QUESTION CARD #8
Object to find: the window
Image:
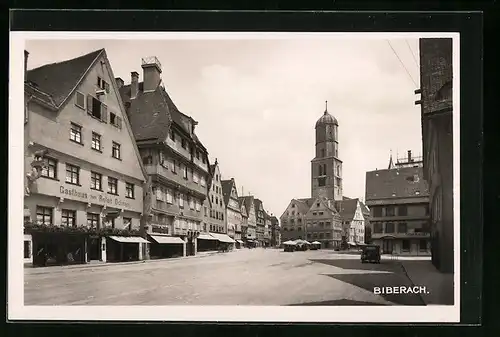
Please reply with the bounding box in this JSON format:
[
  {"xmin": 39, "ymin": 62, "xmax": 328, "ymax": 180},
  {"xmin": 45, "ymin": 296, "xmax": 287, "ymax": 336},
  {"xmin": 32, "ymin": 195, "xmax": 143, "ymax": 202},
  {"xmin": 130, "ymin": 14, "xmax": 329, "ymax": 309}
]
[
  {"xmin": 196, "ymin": 151, "xmax": 200, "ymax": 160},
  {"xmin": 424, "ymin": 204, "xmax": 430, "ymax": 215},
  {"xmin": 65, "ymin": 164, "xmax": 80, "ymax": 185},
  {"xmin": 123, "ymin": 217, "xmax": 132, "ymax": 230},
  {"xmin": 179, "ymin": 194, "xmax": 184, "ymax": 208},
  {"xmin": 126, "ymin": 182, "xmax": 134, "ymax": 199},
  {"xmin": 419, "ymin": 239, "xmax": 427, "ymax": 251},
  {"xmin": 402, "ymin": 240, "xmax": 410, "ymax": 252},
  {"xmin": 112, "ymin": 142, "xmax": 121, "ymax": 159},
  {"xmin": 36, "ymin": 206, "xmax": 53, "ymax": 225},
  {"xmin": 193, "ymin": 171, "xmax": 199, "ymax": 184},
  {"xmin": 319, "ymin": 211, "xmax": 324, "ymax": 216},
  {"xmin": 319, "ymin": 221, "xmax": 324, "ymax": 228},
  {"xmin": 181, "ymin": 139, "xmax": 186, "ymax": 149},
  {"xmin": 166, "ymin": 189, "xmax": 173, "ymax": 204},
  {"xmin": 70, "ymin": 123, "xmax": 82, "ymax": 144},
  {"xmin": 202, "ymin": 156, "xmax": 206, "ymax": 164},
  {"xmin": 143, "ymin": 155, "xmax": 152, "ymax": 165},
  {"xmin": 91, "ymin": 132, "xmax": 102, "ymax": 151},
  {"xmin": 325, "ymin": 221, "xmax": 331, "ymax": 228},
  {"xmin": 87, "ymin": 213, "xmax": 99, "ymax": 228},
  {"xmin": 109, "ymin": 112, "xmax": 122, "ymax": 128},
  {"xmin": 189, "ymin": 198, "xmax": 195, "ymax": 210},
  {"xmin": 182, "ymin": 165, "xmax": 188, "ymax": 179},
  {"xmin": 397, "ymin": 222, "xmax": 407, "ymax": 233},
  {"xmin": 318, "ymin": 177, "xmax": 326, "ymax": 186},
  {"xmin": 41, "ymin": 157, "xmax": 57, "ymax": 179},
  {"xmin": 170, "ymin": 131, "xmax": 175, "ymax": 141},
  {"xmin": 201, "ymin": 176, "xmax": 206, "ymax": 187},
  {"xmin": 90, "ymin": 172, "xmax": 102, "ymax": 191},
  {"xmin": 321, "ymin": 148, "xmax": 325, "ymax": 157},
  {"xmin": 61, "ymin": 209, "xmax": 76, "ymax": 227},
  {"xmin": 196, "ymin": 200, "xmax": 201, "ymax": 211},
  {"xmin": 373, "ymin": 222, "xmax": 383, "ymax": 233},
  {"xmin": 24, "ymin": 241, "xmax": 31, "ymax": 259},
  {"xmin": 398, "ymin": 205, "xmax": 408, "ymax": 216},
  {"xmin": 385, "ymin": 222, "xmax": 395, "ymax": 233},
  {"xmin": 385, "ymin": 206, "xmax": 395, "ymax": 216},
  {"xmin": 318, "ymin": 165, "xmax": 323, "ymax": 176},
  {"xmin": 87, "ymin": 95, "xmax": 108, "ymax": 122},
  {"xmin": 373, "ymin": 207, "xmax": 382, "ymax": 217},
  {"xmin": 108, "ymin": 177, "xmax": 118, "ymax": 195},
  {"xmin": 312, "ymin": 212, "xmax": 317, "ymax": 216},
  {"xmin": 75, "ymin": 91, "xmax": 85, "ymax": 109}
]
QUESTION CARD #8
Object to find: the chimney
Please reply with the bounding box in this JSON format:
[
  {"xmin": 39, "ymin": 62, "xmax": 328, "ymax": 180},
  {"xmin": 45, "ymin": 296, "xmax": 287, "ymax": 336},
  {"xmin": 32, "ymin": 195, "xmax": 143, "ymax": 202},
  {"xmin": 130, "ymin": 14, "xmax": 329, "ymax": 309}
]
[
  {"xmin": 24, "ymin": 50, "xmax": 29, "ymax": 82},
  {"xmin": 408, "ymin": 150, "xmax": 412, "ymax": 162},
  {"xmin": 115, "ymin": 77, "xmax": 124, "ymax": 89},
  {"xmin": 131, "ymin": 71, "xmax": 139, "ymax": 99},
  {"xmin": 141, "ymin": 56, "xmax": 162, "ymax": 92}
]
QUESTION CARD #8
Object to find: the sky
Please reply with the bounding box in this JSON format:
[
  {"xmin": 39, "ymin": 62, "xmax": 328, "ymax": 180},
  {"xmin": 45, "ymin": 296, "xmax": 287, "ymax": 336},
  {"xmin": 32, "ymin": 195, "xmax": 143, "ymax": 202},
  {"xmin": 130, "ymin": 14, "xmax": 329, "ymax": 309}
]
[{"xmin": 25, "ymin": 36, "xmax": 423, "ymax": 218}]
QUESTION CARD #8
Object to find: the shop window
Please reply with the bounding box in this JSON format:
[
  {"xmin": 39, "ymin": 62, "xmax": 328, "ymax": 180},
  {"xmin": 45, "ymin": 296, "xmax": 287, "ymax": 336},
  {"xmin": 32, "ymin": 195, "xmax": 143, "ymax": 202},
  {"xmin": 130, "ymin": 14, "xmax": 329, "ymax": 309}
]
[
  {"xmin": 70, "ymin": 123, "xmax": 82, "ymax": 144},
  {"xmin": 108, "ymin": 177, "xmax": 118, "ymax": 195},
  {"xmin": 91, "ymin": 171, "xmax": 102, "ymax": 191},
  {"xmin": 24, "ymin": 241, "xmax": 31, "ymax": 259},
  {"xmin": 36, "ymin": 206, "xmax": 53, "ymax": 226},
  {"xmin": 87, "ymin": 212, "xmax": 99, "ymax": 228},
  {"xmin": 402, "ymin": 240, "xmax": 410, "ymax": 252},
  {"xmin": 419, "ymin": 239, "xmax": 427, "ymax": 251},
  {"xmin": 91, "ymin": 132, "xmax": 102, "ymax": 151},
  {"xmin": 126, "ymin": 182, "xmax": 135, "ymax": 199},
  {"xmin": 65, "ymin": 164, "xmax": 80, "ymax": 185},
  {"xmin": 397, "ymin": 222, "xmax": 407, "ymax": 233},
  {"xmin": 41, "ymin": 157, "xmax": 58, "ymax": 179},
  {"xmin": 61, "ymin": 209, "xmax": 76, "ymax": 227},
  {"xmin": 112, "ymin": 142, "xmax": 121, "ymax": 159},
  {"xmin": 385, "ymin": 222, "xmax": 395, "ymax": 233}
]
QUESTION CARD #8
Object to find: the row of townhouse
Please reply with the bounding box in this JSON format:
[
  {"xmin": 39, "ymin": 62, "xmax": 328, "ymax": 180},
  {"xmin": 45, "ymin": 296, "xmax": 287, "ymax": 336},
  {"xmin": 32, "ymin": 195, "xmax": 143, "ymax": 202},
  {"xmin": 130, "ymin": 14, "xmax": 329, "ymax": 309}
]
[{"xmin": 22, "ymin": 49, "xmax": 276, "ymax": 267}]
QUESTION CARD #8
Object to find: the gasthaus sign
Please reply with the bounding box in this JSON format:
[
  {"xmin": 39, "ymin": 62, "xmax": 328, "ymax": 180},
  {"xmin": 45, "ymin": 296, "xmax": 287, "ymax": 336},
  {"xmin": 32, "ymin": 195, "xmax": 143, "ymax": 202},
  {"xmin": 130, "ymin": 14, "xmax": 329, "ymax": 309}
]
[{"xmin": 59, "ymin": 186, "xmax": 133, "ymax": 209}]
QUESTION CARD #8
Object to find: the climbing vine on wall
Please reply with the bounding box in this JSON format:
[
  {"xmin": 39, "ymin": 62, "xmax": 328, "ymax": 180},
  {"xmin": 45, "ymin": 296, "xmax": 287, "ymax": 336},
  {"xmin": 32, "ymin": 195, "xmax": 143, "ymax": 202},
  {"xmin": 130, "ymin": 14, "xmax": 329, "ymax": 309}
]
[{"xmin": 24, "ymin": 222, "xmax": 142, "ymax": 237}]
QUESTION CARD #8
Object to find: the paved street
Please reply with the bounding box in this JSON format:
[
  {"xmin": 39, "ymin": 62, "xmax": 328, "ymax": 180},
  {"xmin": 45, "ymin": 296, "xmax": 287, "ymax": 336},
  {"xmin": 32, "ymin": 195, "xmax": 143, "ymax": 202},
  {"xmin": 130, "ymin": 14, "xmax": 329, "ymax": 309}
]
[{"xmin": 25, "ymin": 248, "xmax": 428, "ymax": 306}]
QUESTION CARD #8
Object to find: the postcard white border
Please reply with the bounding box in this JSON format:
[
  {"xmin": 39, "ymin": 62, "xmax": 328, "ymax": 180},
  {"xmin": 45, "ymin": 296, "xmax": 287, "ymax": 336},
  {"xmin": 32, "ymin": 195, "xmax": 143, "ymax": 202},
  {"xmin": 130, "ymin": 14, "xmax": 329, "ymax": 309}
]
[{"xmin": 9, "ymin": 31, "xmax": 460, "ymax": 323}]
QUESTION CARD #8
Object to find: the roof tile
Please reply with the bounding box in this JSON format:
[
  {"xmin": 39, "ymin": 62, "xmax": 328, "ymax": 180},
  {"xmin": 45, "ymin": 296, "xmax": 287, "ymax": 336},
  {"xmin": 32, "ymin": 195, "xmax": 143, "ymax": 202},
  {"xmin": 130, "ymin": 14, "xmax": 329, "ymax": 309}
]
[{"xmin": 365, "ymin": 166, "xmax": 429, "ymax": 200}]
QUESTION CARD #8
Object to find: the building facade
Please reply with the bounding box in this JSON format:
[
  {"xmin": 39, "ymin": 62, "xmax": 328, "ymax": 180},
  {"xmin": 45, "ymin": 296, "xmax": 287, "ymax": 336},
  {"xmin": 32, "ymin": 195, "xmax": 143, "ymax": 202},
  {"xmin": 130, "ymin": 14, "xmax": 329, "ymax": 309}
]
[
  {"xmin": 239, "ymin": 198, "xmax": 249, "ymax": 244},
  {"xmin": 365, "ymin": 154, "xmax": 431, "ymax": 256},
  {"xmin": 254, "ymin": 199, "xmax": 266, "ymax": 246},
  {"xmin": 240, "ymin": 196, "xmax": 257, "ymax": 243},
  {"xmin": 270, "ymin": 216, "xmax": 280, "ymax": 247},
  {"xmin": 221, "ymin": 178, "xmax": 242, "ymax": 242},
  {"xmin": 24, "ymin": 49, "xmax": 149, "ymax": 267},
  {"xmin": 417, "ymin": 38, "xmax": 454, "ymax": 273},
  {"xmin": 337, "ymin": 197, "xmax": 368, "ymax": 247},
  {"xmin": 118, "ymin": 56, "xmax": 211, "ymax": 257}
]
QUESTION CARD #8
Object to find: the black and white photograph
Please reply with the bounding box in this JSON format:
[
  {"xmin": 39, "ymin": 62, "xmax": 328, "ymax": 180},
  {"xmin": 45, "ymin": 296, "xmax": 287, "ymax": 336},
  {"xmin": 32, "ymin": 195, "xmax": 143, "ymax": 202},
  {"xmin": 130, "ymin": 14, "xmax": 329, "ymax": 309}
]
[{"xmin": 9, "ymin": 31, "xmax": 460, "ymax": 323}]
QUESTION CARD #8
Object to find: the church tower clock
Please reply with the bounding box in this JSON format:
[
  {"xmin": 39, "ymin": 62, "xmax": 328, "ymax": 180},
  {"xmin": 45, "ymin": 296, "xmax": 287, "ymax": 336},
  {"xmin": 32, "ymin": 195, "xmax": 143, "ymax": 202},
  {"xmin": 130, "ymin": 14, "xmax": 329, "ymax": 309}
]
[{"xmin": 311, "ymin": 101, "xmax": 343, "ymax": 201}]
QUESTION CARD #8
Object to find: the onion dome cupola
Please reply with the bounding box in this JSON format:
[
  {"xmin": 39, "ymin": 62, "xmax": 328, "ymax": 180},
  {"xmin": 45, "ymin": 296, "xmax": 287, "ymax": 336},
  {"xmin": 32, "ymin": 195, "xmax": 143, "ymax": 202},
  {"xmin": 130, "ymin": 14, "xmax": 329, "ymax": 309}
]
[{"xmin": 315, "ymin": 100, "xmax": 338, "ymax": 128}]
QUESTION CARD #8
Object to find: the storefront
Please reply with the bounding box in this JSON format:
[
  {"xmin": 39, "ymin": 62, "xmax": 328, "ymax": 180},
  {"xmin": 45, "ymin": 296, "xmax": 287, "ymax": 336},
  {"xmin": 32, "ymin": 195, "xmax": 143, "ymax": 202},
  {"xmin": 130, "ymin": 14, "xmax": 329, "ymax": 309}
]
[
  {"xmin": 235, "ymin": 239, "xmax": 244, "ymax": 248},
  {"xmin": 29, "ymin": 229, "xmax": 87, "ymax": 267},
  {"xmin": 106, "ymin": 236, "xmax": 150, "ymax": 262},
  {"xmin": 372, "ymin": 234, "xmax": 431, "ymax": 255},
  {"xmin": 148, "ymin": 234, "xmax": 185, "ymax": 259},
  {"xmin": 210, "ymin": 233, "xmax": 236, "ymax": 250},
  {"xmin": 197, "ymin": 233, "xmax": 218, "ymax": 252}
]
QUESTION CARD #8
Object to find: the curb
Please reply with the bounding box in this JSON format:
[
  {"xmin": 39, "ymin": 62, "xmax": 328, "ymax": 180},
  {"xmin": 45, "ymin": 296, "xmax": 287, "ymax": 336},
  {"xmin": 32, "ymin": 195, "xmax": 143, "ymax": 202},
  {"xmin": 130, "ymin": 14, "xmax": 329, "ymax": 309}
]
[
  {"xmin": 399, "ymin": 262, "xmax": 428, "ymax": 306},
  {"xmin": 25, "ymin": 251, "xmax": 222, "ymax": 275}
]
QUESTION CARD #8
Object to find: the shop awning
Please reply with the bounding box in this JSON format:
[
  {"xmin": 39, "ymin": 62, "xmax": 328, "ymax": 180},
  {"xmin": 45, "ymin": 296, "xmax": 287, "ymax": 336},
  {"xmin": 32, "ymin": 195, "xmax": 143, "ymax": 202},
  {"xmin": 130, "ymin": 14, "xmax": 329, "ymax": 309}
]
[
  {"xmin": 150, "ymin": 235, "xmax": 185, "ymax": 244},
  {"xmin": 198, "ymin": 233, "xmax": 218, "ymax": 241},
  {"xmin": 210, "ymin": 233, "xmax": 236, "ymax": 243},
  {"xmin": 236, "ymin": 240, "xmax": 244, "ymax": 244},
  {"xmin": 348, "ymin": 242, "xmax": 357, "ymax": 246},
  {"xmin": 109, "ymin": 236, "xmax": 150, "ymax": 244}
]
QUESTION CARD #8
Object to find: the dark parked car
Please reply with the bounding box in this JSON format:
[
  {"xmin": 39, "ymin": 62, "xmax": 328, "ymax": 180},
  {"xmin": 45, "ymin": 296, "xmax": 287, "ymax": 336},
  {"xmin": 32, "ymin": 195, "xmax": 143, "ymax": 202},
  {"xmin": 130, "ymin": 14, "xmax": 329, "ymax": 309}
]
[{"xmin": 360, "ymin": 244, "xmax": 381, "ymax": 264}]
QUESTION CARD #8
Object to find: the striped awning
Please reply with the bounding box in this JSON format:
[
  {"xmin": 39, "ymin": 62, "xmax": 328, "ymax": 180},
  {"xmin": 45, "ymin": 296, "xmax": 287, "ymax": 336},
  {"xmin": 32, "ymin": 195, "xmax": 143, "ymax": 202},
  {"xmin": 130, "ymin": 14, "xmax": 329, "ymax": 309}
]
[
  {"xmin": 150, "ymin": 235, "xmax": 184, "ymax": 244},
  {"xmin": 198, "ymin": 233, "xmax": 217, "ymax": 241},
  {"xmin": 109, "ymin": 236, "xmax": 150, "ymax": 244}
]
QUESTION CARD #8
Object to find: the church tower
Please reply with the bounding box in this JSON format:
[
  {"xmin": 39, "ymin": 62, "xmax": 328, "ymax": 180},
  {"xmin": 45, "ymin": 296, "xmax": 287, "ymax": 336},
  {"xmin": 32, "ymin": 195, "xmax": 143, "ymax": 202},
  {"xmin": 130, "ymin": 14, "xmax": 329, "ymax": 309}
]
[{"xmin": 311, "ymin": 101, "xmax": 343, "ymax": 201}]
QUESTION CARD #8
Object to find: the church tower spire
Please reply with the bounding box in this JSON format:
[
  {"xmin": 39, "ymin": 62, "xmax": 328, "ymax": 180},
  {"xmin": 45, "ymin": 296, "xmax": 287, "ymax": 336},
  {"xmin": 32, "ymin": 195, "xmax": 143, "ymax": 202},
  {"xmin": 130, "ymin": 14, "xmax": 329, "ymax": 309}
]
[
  {"xmin": 311, "ymin": 101, "xmax": 343, "ymax": 201},
  {"xmin": 388, "ymin": 149, "xmax": 395, "ymax": 169}
]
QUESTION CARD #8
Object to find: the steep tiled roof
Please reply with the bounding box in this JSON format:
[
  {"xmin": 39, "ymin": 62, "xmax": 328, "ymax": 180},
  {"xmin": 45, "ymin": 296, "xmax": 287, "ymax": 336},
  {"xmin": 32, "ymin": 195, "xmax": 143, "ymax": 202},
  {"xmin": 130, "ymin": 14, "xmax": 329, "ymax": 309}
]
[
  {"xmin": 336, "ymin": 198, "xmax": 358, "ymax": 221},
  {"xmin": 26, "ymin": 49, "xmax": 103, "ymax": 109},
  {"xmin": 365, "ymin": 166, "xmax": 429, "ymax": 200},
  {"xmin": 293, "ymin": 198, "xmax": 314, "ymax": 215},
  {"xmin": 120, "ymin": 82, "xmax": 207, "ymax": 152},
  {"xmin": 239, "ymin": 196, "xmax": 254, "ymax": 215},
  {"xmin": 221, "ymin": 179, "xmax": 234, "ymax": 206}
]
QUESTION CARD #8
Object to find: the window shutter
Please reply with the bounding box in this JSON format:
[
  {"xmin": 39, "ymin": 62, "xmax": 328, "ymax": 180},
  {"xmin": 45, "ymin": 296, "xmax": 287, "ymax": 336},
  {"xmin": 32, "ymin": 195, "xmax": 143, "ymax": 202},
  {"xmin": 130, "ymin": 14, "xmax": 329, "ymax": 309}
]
[
  {"xmin": 105, "ymin": 82, "xmax": 110, "ymax": 93},
  {"xmin": 87, "ymin": 95, "xmax": 93, "ymax": 114},
  {"xmin": 101, "ymin": 104, "xmax": 108, "ymax": 123},
  {"xmin": 117, "ymin": 116, "xmax": 122, "ymax": 129}
]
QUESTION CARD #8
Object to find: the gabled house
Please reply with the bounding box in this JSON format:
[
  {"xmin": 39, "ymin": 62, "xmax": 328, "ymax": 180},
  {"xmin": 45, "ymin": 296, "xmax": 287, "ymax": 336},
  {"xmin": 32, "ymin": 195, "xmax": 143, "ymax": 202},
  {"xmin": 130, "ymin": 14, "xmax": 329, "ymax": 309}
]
[
  {"xmin": 118, "ymin": 56, "xmax": 211, "ymax": 257},
  {"xmin": 254, "ymin": 198, "xmax": 266, "ymax": 246},
  {"xmin": 239, "ymin": 198, "xmax": 249, "ymax": 242},
  {"xmin": 239, "ymin": 196, "xmax": 257, "ymax": 242},
  {"xmin": 279, "ymin": 198, "xmax": 311, "ymax": 242},
  {"xmin": 23, "ymin": 48, "xmax": 150, "ymax": 266},
  {"xmin": 221, "ymin": 178, "xmax": 242, "ymax": 241},
  {"xmin": 335, "ymin": 197, "xmax": 367, "ymax": 247},
  {"xmin": 304, "ymin": 197, "xmax": 343, "ymax": 248}
]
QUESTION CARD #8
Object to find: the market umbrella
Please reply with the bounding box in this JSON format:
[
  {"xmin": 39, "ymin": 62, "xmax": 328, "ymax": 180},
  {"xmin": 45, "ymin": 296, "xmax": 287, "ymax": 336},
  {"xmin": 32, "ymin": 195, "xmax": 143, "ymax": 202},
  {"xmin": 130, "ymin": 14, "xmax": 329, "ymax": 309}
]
[
  {"xmin": 283, "ymin": 240, "xmax": 297, "ymax": 245},
  {"xmin": 312, "ymin": 241, "xmax": 321, "ymax": 245}
]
